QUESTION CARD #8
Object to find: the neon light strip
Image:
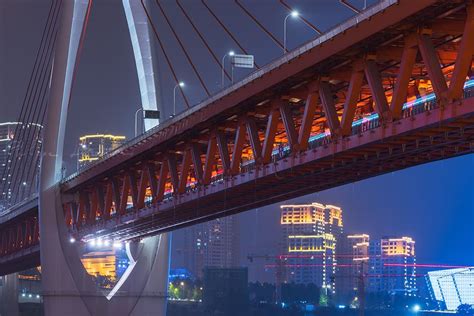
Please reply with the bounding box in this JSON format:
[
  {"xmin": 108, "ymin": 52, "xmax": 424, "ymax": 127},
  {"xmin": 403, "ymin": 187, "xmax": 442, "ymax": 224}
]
[
  {"xmin": 384, "ymin": 263, "xmax": 473, "ymax": 269},
  {"xmin": 79, "ymin": 134, "xmax": 126, "ymax": 141},
  {"xmin": 0, "ymin": 122, "xmax": 43, "ymax": 127},
  {"xmin": 464, "ymin": 79, "xmax": 474, "ymax": 88},
  {"xmin": 402, "ymin": 94, "xmax": 436, "ymax": 110}
]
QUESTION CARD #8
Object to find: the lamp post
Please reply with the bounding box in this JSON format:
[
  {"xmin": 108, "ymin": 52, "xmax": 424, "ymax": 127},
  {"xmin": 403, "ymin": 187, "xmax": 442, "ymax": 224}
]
[
  {"xmin": 134, "ymin": 108, "xmax": 144, "ymax": 137},
  {"xmin": 221, "ymin": 50, "xmax": 235, "ymax": 88},
  {"xmin": 173, "ymin": 81, "xmax": 185, "ymax": 117},
  {"xmin": 283, "ymin": 11, "xmax": 299, "ymax": 53}
]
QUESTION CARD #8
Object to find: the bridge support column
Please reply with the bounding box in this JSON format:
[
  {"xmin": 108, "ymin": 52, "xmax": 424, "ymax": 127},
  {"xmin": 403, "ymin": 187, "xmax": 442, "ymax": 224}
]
[
  {"xmin": 39, "ymin": 1, "xmax": 170, "ymax": 315},
  {"xmin": 122, "ymin": 0, "xmax": 162, "ymax": 128},
  {"xmin": 0, "ymin": 274, "xmax": 19, "ymax": 316}
]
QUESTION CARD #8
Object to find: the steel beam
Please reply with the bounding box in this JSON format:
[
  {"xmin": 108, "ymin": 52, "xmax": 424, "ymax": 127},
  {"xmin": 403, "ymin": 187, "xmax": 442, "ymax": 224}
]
[
  {"xmin": 365, "ymin": 59, "xmax": 390, "ymax": 120},
  {"xmin": 203, "ymin": 136, "xmax": 217, "ymax": 185},
  {"xmin": 279, "ymin": 102, "xmax": 298, "ymax": 150},
  {"xmin": 448, "ymin": 3, "xmax": 474, "ymax": 100},
  {"xmin": 418, "ymin": 33, "xmax": 448, "ymax": 99},
  {"xmin": 216, "ymin": 131, "xmax": 231, "ymax": 173},
  {"xmin": 391, "ymin": 34, "xmax": 418, "ymax": 119},
  {"xmin": 299, "ymin": 92, "xmax": 319, "ymax": 150},
  {"xmin": 190, "ymin": 143, "xmax": 204, "ymax": 184},
  {"xmin": 246, "ymin": 117, "xmax": 262, "ymax": 162},
  {"xmin": 319, "ymin": 81, "xmax": 341, "ymax": 135},
  {"xmin": 341, "ymin": 70, "xmax": 364, "ymax": 136},
  {"xmin": 262, "ymin": 105, "xmax": 280, "ymax": 164},
  {"xmin": 157, "ymin": 161, "xmax": 169, "ymax": 201},
  {"xmin": 231, "ymin": 121, "xmax": 246, "ymax": 175},
  {"xmin": 167, "ymin": 154, "xmax": 179, "ymax": 193},
  {"xmin": 178, "ymin": 149, "xmax": 192, "ymax": 194}
]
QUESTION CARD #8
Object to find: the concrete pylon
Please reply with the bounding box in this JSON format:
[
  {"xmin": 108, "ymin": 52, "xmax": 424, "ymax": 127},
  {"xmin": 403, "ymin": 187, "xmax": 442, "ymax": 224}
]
[
  {"xmin": 0, "ymin": 274, "xmax": 19, "ymax": 316},
  {"xmin": 122, "ymin": 0, "xmax": 162, "ymax": 129},
  {"xmin": 39, "ymin": 1, "xmax": 170, "ymax": 315}
]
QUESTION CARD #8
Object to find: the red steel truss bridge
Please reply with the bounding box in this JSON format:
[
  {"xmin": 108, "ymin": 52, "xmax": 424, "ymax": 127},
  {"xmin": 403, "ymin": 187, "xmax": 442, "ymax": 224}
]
[{"xmin": 1, "ymin": 0, "xmax": 474, "ymax": 276}]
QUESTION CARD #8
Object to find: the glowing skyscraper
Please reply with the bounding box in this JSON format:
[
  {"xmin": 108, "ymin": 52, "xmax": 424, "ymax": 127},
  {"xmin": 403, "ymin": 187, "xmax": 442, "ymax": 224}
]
[
  {"xmin": 280, "ymin": 203, "xmax": 343, "ymax": 294},
  {"xmin": 77, "ymin": 134, "xmax": 126, "ymax": 169},
  {"xmin": 368, "ymin": 237, "xmax": 417, "ymax": 295},
  {"xmin": 336, "ymin": 234, "xmax": 370, "ymax": 305}
]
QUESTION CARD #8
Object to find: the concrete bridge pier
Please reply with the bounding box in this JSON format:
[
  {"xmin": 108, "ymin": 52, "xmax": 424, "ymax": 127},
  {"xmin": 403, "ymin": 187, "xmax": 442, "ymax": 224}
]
[
  {"xmin": 39, "ymin": 1, "xmax": 170, "ymax": 315},
  {"xmin": 0, "ymin": 274, "xmax": 20, "ymax": 316}
]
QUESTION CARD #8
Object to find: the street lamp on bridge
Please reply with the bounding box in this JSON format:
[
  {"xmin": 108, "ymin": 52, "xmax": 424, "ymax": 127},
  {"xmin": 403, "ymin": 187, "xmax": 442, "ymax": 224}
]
[
  {"xmin": 283, "ymin": 10, "xmax": 300, "ymax": 53},
  {"xmin": 173, "ymin": 81, "xmax": 185, "ymax": 118},
  {"xmin": 221, "ymin": 50, "xmax": 235, "ymax": 88}
]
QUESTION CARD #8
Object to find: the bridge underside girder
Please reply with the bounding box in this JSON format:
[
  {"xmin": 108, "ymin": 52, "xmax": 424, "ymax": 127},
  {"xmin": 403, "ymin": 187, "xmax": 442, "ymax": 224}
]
[
  {"xmin": 0, "ymin": 207, "xmax": 39, "ymax": 275},
  {"xmin": 73, "ymin": 96, "xmax": 474, "ymax": 241}
]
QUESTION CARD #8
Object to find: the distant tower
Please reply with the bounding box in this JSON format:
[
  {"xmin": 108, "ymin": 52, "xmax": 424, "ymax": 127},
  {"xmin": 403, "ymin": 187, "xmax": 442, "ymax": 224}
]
[
  {"xmin": 368, "ymin": 237, "xmax": 417, "ymax": 296},
  {"xmin": 177, "ymin": 216, "xmax": 240, "ymax": 279},
  {"xmin": 122, "ymin": 0, "xmax": 162, "ymax": 128},
  {"xmin": 0, "ymin": 122, "xmax": 42, "ymax": 207},
  {"xmin": 77, "ymin": 134, "xmax": 126, "ymax": 170},
  {"xmin": 336, "ymin": 234, "xmax": 370, "ymax": 305},
  {"xmin": 39, "ymin": 1, "xmax": 170, "ymax": 314},
  {"xmin": 280, "ymin": 203, "xmax": 343, "ymax": 298}
]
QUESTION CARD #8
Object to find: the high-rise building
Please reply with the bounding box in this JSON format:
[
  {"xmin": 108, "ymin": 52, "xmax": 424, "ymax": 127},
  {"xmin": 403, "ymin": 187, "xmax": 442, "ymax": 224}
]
[
  {"xmin": 368, "ymin": 236, "xmax": 417, "ymax": 296},
  {"xmin": 175, "ymin": 216, "xmax": 240, "ymax": 279},
  {"xmin": 280, "ymin": 203, "xmax": 343, "ymax": 295},
  {"xmin": 0, "ymin": 122, "xmax": 15, "ymax": 170},
  {"xmin": 0, "ymin": 122, "xmax": 14, "ymax": 207},
  {"xmin": 336, "ymin": 234, "xmax": 370, "ymax": 305},
  {"xmin": 77, "ymin": 134, "xmax": 126, "ymax": 169},
  {"xmin": 0, "ymin": 122, "xmax": 42, "ymax": 209}
]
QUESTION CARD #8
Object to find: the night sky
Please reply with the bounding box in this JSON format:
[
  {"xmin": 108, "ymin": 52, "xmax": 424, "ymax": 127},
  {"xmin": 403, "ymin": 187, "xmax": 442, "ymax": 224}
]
[{"xmin": 0, "ymin": 0, "xmax": 472, "ymax": 283}]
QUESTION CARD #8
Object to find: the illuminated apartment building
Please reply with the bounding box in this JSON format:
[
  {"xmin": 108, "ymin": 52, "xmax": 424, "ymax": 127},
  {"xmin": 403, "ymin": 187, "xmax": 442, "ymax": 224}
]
[
  {"xmin": 77, "ymin": 134, "xmax": 126, "ymax": 169},
  {"xmin": 0, "ymin": 122, "xmax": 42, "ymax": 208},
  {"xmin": 280, "ymin": 203, "xmax": 343, "ymax": 292},
  {"xmin": 336, "ymin": 234, "xmax": 370, "ymax": 305},
  {"xmin": 0, "ymin": 123, "xmax": 15, "ymax": 169},
  {"xmin": 368, "ymin": 237, "xmax": 417, "ymax": 295}
]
